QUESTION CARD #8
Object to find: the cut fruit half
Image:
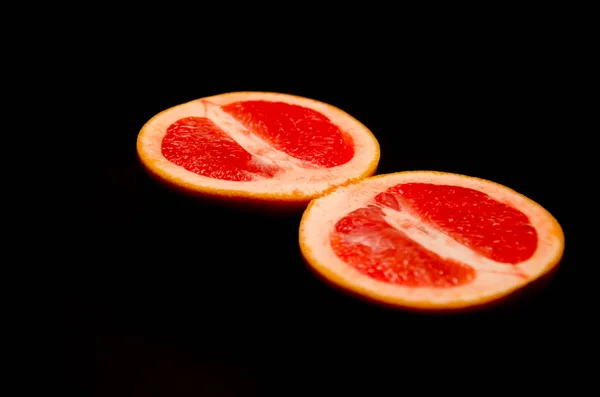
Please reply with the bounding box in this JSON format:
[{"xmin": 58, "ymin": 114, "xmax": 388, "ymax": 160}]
[
  {"xmin": 137, "ymin": 92, "xmax": 380, "ymax": 211},
  {"xmin": 299, "ymin": 171, "xmax": 564, "ymax": 312}
]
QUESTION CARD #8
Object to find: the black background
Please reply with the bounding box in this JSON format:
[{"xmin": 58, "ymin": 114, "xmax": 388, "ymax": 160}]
[{"xmin": 63, "ymin": 33, "xmax": 580, "ymax": 395}]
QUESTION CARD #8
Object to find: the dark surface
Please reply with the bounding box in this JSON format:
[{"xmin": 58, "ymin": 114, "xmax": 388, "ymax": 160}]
[{"xmin": 65, "ymin": 53, "xmax": 579, "ymax": 395}]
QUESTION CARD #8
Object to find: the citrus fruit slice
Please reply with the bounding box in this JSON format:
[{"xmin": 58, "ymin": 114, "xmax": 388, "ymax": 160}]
[
  {"xmin": 299, "ymin": 171, "xmax": 564, "ymax": 312},
  {"xmin": 136, "ymin": 92, "xmax": 380, "ymax": 211}
]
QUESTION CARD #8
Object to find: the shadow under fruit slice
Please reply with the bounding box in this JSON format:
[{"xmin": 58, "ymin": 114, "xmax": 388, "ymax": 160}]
[
  {"xmin": 136, "ymin": 92, "xmax": 380, "ymax": 211},
  {"xmin": 299, "ymin": 171, "xmax": 565, "ymax": 312}
]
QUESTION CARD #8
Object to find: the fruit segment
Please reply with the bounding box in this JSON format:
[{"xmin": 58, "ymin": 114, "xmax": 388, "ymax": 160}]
[
  {"xmin": 331, "ymin": 183, "xmax": 537, "ymax": 288},
  {"xmin": 162, "ymin": 117, "xmax": 280, "ymax": 181},
  {"xmin": 161, "ymin": 100, "xmax": 356, "ymax": 182},
  {"xmin": 380, "ymin": 183, "xmax": 538, "ymax": 264},
  {"xmin": 222, "ymin": 101, "xmax": 354, "ymax": 168}
]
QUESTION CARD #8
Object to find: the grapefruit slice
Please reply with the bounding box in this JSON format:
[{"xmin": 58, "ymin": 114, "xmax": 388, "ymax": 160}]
[
  {"xmin": 299, "ymin": 171, "xmax": 564, "ymax": 312},
  {"xmin": 136, "ymin": 92, "xmax": 379, "ymax": 210}
]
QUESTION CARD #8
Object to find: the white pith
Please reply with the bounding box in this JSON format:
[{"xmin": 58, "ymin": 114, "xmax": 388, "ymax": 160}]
[
  {"xmin": 300, "ymin": 172, "xmax": 564, "ymax": 307},
  {"xmin": 137, "ymin": 92, "xmax": 378, "ymax": 197}
]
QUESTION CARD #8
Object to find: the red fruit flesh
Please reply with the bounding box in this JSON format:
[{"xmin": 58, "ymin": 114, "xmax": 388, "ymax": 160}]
[
  {"xmin": 161, "ymin": 101, "xmax": 355, "ymax": 181},
  {"xmin": 331, "ymin": 183, "xmax": 538, "ymax": 288}
]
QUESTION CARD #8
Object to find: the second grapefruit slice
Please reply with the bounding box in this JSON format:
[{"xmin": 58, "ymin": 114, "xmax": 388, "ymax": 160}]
[
  {"xmin": 299, "ymin": 171, "xmax": 564, "ymax": 311},
  {"xmin": 137, "ymin": 92, "xmax": 380, "ymax": 210}
]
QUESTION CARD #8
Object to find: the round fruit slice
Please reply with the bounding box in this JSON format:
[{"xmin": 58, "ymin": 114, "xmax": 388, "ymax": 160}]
[
  {"xmin": 137, "ymin": 92, "xmax": 380, "ymax": 210},
  {"xmin": 299, "ymin": 171, "xmax": 564, "ymax": 312}
]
